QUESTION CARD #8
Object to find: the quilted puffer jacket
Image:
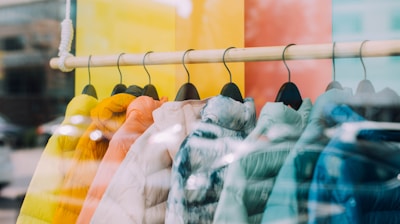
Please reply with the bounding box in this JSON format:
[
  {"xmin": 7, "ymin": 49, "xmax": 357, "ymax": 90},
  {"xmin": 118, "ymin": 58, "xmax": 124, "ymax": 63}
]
[
  {"xmin": 16, "ymin": 94, "xmax": 98, "ymax": 224},
  {"xmin": 166, "ymin": 95, "xmax": 257, "ymax": 224},
  {"xmin": 76, "ymin": 96, "xmax": 167, "ymax": 224},
  {"xmin": 52, "ymin": 93, "xmax": 136, "ymax": 224},
  {"xmin": 213, "ymin": 98, "xmax": 312, "ymax": 224},
  {"xmin": 90, "ymin": 98, "xmax": 208, "ymax": 224}
]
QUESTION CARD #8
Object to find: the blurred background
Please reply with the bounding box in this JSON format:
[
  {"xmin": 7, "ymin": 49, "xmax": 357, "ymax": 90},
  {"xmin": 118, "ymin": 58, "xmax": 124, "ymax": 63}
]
[
  {"xmin": 0, "ymin": 0, "xmax": 74, "ymax": 146},
  {"xmin": 0, "ymin": 0, "xmax": 75, "ymax": 222}
]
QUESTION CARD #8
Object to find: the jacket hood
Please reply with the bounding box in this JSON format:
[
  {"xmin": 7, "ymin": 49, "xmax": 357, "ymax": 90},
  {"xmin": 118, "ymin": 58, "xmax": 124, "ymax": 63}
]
[
  {"xmin": 247, "ymin": 98, "xmax": 313, "ymax": 141},
  {"xmin": 152, "ymin": 98, "xmax": 208, "ymax": 158},
  {"xmin": 126, "ymin": 96, "xmax": 168, "ymax": 118},
  {"xmin": 200, "ymin": 95, "xmax": 256, "ymax": 135},
  {"xmin": 65, "ymin": 94, "xmax": 98, "ymax": 118},
  {"xmin": 113, "ymin": 95, "xmax": 168, "ymax": 153},
  {"xmin": 90, "ymin": 93, "xmax": 136, "ymax": 140},
  {"xmin": 309, "ymin": 88, "xmax": 353, "ymax": 122},
  {"xmin": 126, "ymin": 96, "xmax": 168, "ymax": 125},
  {"xmin": 298, "ymin": 88, "xmax": 353, "ymax": 144},
  {"xmin": 152, "ymin": 98, "xmax": 208, "ymax": 130},
  {"xmin": 54, "ymin": 94, "xmax": 98, "ymax": 140}
]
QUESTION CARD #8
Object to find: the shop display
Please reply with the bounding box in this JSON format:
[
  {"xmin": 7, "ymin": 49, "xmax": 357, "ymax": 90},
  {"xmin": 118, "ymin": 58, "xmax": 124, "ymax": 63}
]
[{"xmin": 14, "ymin": 1, "xmax": 400, "ymax": 223}]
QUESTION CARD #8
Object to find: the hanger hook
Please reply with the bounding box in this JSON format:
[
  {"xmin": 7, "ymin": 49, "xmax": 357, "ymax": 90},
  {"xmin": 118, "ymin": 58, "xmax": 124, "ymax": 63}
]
[
  {"xmin": 282, "ymin": 44, "xmax": 295, "ymax": 82},
  {"xmin": 332, "ymin": 42, "xmax": 336, "ymax": 81},
  {"xmin": 87, "ymin": 55, "xmax": 92, "ymax": 85},
  {"xmin": 223, "ymin": 46, "xmax": 235, "ymax": 83},
  {"xmin": 359, "ymin": 40, "xmax": 369, "ymax": 80},
  {"xmin": 117, "ymin": 53, "xmax": 125, "ymax": 84},
  {"xmin": 143, "ymin": 51, "xmax": 153, "ymax": 84},
  {"xmin": 182, "ymin": 49, "xmax": 194, "ymax": 83}
]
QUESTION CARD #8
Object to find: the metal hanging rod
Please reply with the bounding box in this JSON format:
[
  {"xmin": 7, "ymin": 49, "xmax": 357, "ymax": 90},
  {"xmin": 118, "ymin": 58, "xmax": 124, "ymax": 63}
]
[{"xmin": 49, "ymin": 39, "xmax": 400, "ymax": 70}]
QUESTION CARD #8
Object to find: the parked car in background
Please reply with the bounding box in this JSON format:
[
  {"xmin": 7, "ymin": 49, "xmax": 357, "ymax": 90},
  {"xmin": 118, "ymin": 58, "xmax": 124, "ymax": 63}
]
[
  {"xmin": 0, "ymin": 113, "xmax": 27, "ymax": 149},
  {"xmin": 0, "ymin": 133, "xmax": 13, "ymax": 188},
  {"xmin": 36, "ymin": 116, "xmax": 64, "ymax": 146}
]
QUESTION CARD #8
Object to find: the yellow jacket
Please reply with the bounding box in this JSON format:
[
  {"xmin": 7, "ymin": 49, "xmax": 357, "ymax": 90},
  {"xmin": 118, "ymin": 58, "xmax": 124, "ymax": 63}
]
[{"xmin": 16, "ymin": 94, "xmax": 98, "ymax": 224}]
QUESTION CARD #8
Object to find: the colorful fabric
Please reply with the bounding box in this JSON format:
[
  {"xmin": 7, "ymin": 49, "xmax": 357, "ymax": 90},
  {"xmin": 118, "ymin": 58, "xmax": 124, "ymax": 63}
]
[{"xmin": 76, "ymin": 96, "xmax": 167, "ymax": 224}]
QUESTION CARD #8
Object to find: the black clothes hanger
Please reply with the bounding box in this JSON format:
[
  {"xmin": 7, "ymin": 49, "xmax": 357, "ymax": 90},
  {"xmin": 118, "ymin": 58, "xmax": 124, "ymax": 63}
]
[
  {"xmin": 326, "ymin": 42, "xmax": 343, "ymax": 91},
  {"xmin": 113, "ymin": 52, "xmax": 143, "ymax": 97},
  {"xmin": 141, "ymin": 51, "xmax": 159, "ymax": 100},
  {"xmin": 111, "ymin": 53, "xmax": 128, "ymax": 95},
  {"xmin": 356, "ymin": 40, "xmax": 375, "ymax": 95},
  {"xmin": 275, "ymin": 44, "xmax": 303, "ymax": 110},
  {"xmin": 125, "ymin": 84, "xmax": 143, "ymax": 97},
  {"xmin": 175, "ymin": 49, "xmax": 200, "ymax": 101},
  {"xmin": 82, "ymin": 55, "xmax": 98, "ymax": 99},
  {"xmin": 220, "ymin": 47, "xmax": 244, "ymax": 103}
]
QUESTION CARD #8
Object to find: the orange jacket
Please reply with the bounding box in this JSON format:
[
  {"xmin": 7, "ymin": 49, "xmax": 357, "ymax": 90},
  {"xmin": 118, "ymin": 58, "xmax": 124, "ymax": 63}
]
[
  {"xmin": 52, "ymin": 93, "xmax": 136, "ymax": 224},
  {"xmin": 76, "ymin": 95, "xmax": 167, "ymax": 224}
]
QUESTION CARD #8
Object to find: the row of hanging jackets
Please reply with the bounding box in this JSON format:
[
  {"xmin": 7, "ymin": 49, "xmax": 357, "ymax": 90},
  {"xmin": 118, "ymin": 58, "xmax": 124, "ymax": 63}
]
[{"xmin": 16, "ymin": 79, "xmax": 400, "ymax": 224}]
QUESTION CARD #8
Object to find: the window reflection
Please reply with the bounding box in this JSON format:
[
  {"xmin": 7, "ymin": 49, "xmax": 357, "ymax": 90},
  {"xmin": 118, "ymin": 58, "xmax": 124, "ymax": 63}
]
[{"xmin": 0, "ymin": 0, "xmax": 74, "ymax": 136}]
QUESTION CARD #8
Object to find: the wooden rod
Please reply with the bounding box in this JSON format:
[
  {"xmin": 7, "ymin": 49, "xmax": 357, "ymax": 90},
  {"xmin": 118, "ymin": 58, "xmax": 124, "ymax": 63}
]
[{"xmin": 49, "ymin": 40, "xmax": 400, "ymax": 70}]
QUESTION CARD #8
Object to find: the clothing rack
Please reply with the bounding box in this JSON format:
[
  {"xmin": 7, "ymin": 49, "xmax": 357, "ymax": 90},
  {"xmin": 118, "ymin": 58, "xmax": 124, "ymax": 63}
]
[{"xmin": 49, "ymin": 39, "xmax": 400, "ymax": 70}]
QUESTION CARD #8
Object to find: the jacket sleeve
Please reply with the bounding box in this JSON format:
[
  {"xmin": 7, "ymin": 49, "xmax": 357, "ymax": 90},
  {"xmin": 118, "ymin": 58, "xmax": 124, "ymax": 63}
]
[
  {"xmin": 212, "ymin": 157, "xmax": 249, "ymax": 224},
  {"xmin": 165, "ymin": 136, "xmax": 189, "ymax": 224},
  {"xmin": 52, "ymin": 123, "xmax": 110, "ymax": 224},
  {"xmin": 261, "ymin": 149, "xmax": 299, "ymax": 224}
]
